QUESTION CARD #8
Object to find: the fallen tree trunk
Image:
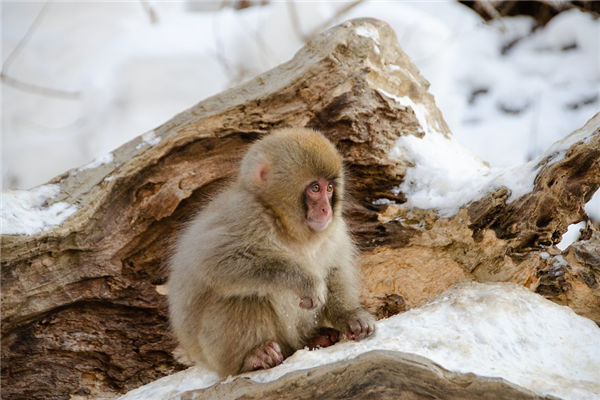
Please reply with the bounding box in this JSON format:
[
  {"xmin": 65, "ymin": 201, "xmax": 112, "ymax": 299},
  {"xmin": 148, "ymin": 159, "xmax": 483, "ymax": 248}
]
[
  {"xmin": 1, "ymin": 17, "xmax": 598, "ymax": 400},
  {"xmin": 170, "ymin": 351, "xmax": 552, "ymax": 400}
]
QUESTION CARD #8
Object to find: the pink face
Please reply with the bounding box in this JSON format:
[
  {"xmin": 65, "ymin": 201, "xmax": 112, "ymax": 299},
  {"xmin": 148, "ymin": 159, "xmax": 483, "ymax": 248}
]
[{"xmin": 305, "ymin": 177, "xmax": 334, "ymax": 232}]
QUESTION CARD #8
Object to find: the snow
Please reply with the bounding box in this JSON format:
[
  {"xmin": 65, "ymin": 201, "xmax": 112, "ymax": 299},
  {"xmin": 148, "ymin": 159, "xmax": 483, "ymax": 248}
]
[
  {"xmin": 392, "ymin": 110, "xmax": 598, "ymax": 218},
  {"xmin": 2, "ymin": 4, "xmax": 598, "ymax": 397},
  {"xmin": 557, "ymin": 221, "xmax": 586, "ymax": 251},
  {"xmin": 119, "ymin": 367, "xmax": 219, "ymax": 400},
  {"xmin": 0, "ymin": 184, "xmax": 78, "ymax": 235},
  {"xmin": 119, "ymin": 282, "xmax": 600, "ymax": 400},
  {"xmin": 354, "ymin": 24, "xmax": 380, "ymax": 42},
  {"xmin": 586, "ymin": 191, "xmax": 600, "ymax": 222},
  {"xmin": 378, "ymin": 89, "xmax": 432, "ymax": 136},
  {"xmin": 372, "ymin": 198, "xmax": 395, "ymax": 206},
  {"xmin": 136, "ymin": 130, "xmax": 161, "ymax": 150},
  {"xmin": 77, "ymin": 152, "xmax": 114, "ymax": 171},
  {"xmin": 391, "ymin": 129, "xmax": 492, "ymax": 217},
  {"xmin": 2, "ymin": 2, "xmax": 598, "ymax": 200}
]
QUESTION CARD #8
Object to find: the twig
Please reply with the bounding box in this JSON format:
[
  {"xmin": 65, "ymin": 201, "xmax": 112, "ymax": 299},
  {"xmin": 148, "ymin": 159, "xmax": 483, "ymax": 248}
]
[
  {"xmin": 287, "ymin": 0, "xmax": 308, "ymax": 42},
  {"xmin": 212, "ymin": 16, "xmax": 234, "ymax": 80},
  {"xmin": 140, "ymin": 0, "xmax": 158, "ymax": 24},
  {"xmin": 1, "ymin": 1, "xmax": 80, "ymax": 99},
  {"xmin": 0, "ymin": 74, "xmax": 80, "ymax": 99},
  {"xmin": 306, "ymin": 0, "xmax": 364, "ymax": 40},
  {"xmin": 287, "ymin": 0, "xmax": 365, "ymax": 43}
]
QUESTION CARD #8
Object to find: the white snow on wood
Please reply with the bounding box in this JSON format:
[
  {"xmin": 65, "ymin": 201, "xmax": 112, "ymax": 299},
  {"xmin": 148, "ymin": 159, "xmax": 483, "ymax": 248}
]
[
  {"xmin": 391, "ymin": 129, "xmax": 492, "ymax": 217},
  {"xmin": 372, "ymin": 198, "xmax": 396, "ymax": 205},
  {"xmin": 557, "ymin": 221, "xmax": 586, "ymax": 251},
  {"xmin": 136, "ymin": 130, "xmax": 161, "ymax": 150},
  {"xmin": 586, "ymin": 191, "xmax": 600, "ymax": 222},
  {"xmin": 3, "ymin": 1, "xmax": 598, "ymax": 230},
  {"xmin": 119, "ymin": 367, "xmax": 219, "ymax": 400},
  {"xmin": 119, "ymin": 282, "xmax": 600, "ymax": 400},
  {"xmin": 77, "ymin": 152, "xmax": 114, "ymax": 171},
  {"xmin": 354, "ymin": 23, "xmax": 380, "ymax": 42},
  {"xmin": 377, "ymin": 89, "xmax": 428, "ymax": 135},
  {"xmin": 392, "ymin": 110, "xmax": 599, "ymax": 217},
  {"xmin": 0, "ymin": 184, "xmax": 78, "ymax": 235}
]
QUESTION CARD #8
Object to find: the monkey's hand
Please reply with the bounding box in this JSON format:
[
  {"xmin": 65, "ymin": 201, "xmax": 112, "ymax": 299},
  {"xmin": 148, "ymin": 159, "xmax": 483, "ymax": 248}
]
[
  {"xmin": 299, "ymin": 279, "xmax": 327, "ymax": 310},
  {"xmin": 342, "ymin": 309, "xmax": 376, "ymax": 341}
]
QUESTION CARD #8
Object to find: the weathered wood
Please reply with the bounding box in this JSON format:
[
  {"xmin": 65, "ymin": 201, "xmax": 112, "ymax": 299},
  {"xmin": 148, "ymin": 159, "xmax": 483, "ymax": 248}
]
[
  {"xmin": 1, "ymin": 18, "xmax": 598, "ymax": 399},
  {"xmin": 176, "ymin": 351, "xmax": 555, "ymax": 400}
]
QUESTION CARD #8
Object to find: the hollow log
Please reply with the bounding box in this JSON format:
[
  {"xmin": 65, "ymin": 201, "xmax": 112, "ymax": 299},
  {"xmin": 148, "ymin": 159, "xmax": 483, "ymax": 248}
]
[{"xmin": 1, "ymin": 18, "xmax": 598, "ymax": 399}]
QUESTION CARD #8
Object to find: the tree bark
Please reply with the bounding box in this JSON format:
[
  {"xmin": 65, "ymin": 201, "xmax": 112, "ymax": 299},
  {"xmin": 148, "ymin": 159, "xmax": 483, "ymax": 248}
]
[
  {"xmin": 1, "ymin": 18, "xmax": 598, "ymax": 399},
  {"xmin": 175, "ymin": 351, "xmax": 553, "ymax": 400}
]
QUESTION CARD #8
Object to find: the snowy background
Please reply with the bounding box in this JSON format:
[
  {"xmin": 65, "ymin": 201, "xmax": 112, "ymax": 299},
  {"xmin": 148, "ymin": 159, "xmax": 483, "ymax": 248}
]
[
  {"xmin": 2, "ymin": 1, "xmax": 599, "ymax": 221},
  {"xmin": 2, "ymin": 3, "xmax": 599, "ymax": 398},
  {"xmin": 1, "ymin": 0, "xmax": 598, "ymax": 217}
]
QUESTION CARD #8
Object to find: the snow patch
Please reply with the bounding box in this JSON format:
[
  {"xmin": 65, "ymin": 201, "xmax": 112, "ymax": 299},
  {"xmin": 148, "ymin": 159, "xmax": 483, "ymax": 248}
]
[
  {"xmin": 119, "ymin": 283, "xmax": 600, "ymax": 400},
  {"xmin": 557, "ymin": 221, "xmax": 585, "ymax": 250},
  {"xmin": 78, "ymin": 152, "xmax": 114, "ymax": 171},
  {"xmin": 354, "ymin": 23, "xmax": 380, "ymax": 42},
  {"xmin": 119, "ymin": 367, "xmax": 219, "ymax": 400},
  {"xmin": 136, "ymin": 130, "xmax": 162, "ymax": 150},
  {"xmin": 392, "ymin": 131, "xmax": 492, "ymax": 217},
  {"xmin": 392, "ymin": 113, "xmax": 598, "ymax": 217},
  {"xmin": 1, "ymin": 184, "xmax": 78, "ymax": 235},
  {"xmin": 377, "ymin": 89, "xmax": 430, "ymax": 135},
  {"xmin": 372, "ymin": 198, "xmax": 396, "ymax": 205},
  {"xmin": 586, "ymin": 190, "xmax": 600, "ymax": 222}
]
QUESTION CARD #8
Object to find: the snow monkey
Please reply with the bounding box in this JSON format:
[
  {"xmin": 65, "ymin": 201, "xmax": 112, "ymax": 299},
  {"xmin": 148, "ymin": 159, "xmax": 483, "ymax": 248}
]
[{"xmin": 168, "ymin": 127, "xmax": 375, "ymax": 376}]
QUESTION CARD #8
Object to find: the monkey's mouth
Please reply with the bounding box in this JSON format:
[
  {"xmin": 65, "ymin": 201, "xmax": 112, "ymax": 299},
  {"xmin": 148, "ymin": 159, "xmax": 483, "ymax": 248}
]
[{"xmin": 307, "ymin": 217, "xmax": 331, "ymax": 232}]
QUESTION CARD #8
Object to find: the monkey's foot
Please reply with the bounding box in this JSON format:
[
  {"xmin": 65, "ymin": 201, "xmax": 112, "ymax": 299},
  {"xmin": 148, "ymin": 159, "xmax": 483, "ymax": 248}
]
[
  {"xmin": 241, "ymin": 341, "xmax": 284, "ymax": 372},
  {"xmin": 307, "ymin": 327, "xmax": 340, "ymax": 349}
]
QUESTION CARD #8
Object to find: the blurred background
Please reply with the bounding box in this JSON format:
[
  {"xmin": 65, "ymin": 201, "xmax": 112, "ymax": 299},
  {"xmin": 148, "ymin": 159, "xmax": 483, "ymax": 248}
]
[{"xmin": 1, "ymin": 0, "xmax": 599, "ymax": 216}]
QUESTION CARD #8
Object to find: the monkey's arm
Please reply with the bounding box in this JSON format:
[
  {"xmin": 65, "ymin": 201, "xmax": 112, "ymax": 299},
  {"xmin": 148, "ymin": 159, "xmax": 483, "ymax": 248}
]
[
  {"xmin": 323, "ymin": 263, "xmax": 376, "ymax": 340},
  {"xmin": 211, "ymin": 252, "xmax": 326, "ymax": 308}
]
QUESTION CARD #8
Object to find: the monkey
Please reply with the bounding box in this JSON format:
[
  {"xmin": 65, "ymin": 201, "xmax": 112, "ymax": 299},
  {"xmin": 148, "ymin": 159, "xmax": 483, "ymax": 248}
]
[{"xmin": 167, "ymin": 127, "xmax": 375, "ymax": 376}]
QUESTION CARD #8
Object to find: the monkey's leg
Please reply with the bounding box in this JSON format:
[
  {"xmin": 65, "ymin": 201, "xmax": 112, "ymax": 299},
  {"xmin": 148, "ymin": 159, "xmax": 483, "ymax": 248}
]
[
  {"xmin": 240, "ymin": 341, "xmax": 284, "ymax": 372},
  {"xmin": 199, "ymin": 295, "xmax": 289, "ymax": 376}
]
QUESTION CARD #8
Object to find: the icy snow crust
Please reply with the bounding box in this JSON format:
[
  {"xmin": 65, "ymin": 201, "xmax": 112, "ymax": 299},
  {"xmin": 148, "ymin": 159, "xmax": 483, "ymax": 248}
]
[
  {"xmin": 0, "ymin": 184, "xmax": 78, "ymax": 235},
  {"xmin": 120, "ymin": 283, "xmax": 600, "ymax": 400}
]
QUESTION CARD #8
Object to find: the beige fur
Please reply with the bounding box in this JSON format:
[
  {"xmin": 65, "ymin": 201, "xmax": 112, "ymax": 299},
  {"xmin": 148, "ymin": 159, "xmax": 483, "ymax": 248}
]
[{"xmin": 168, "ymin": 128, "xmax": 375, "ymax": 376}]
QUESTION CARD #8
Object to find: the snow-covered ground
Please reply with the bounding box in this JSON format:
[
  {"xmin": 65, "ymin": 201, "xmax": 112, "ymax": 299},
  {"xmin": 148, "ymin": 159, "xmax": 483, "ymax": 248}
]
[
  {"xmin": 120, "ymin": 282, "xmax": 600, "ymax": 400},
  {"xmin": 2, "ymin": 2, "xmax": 598, "ymax": 219}
]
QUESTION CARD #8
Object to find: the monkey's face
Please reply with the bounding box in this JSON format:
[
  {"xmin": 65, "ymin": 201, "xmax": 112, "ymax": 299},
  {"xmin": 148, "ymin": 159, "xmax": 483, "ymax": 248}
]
[
  {"xmin": 304, "ymin": 178, "xmax": 334, "ymax": 232},
  {"xmin": 239, "ymin": 127, "xmax": 345, "ymax": 241}
]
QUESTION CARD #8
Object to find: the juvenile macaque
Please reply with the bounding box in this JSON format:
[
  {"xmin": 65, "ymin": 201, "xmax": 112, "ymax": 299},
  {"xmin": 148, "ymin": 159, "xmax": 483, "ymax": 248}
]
[{"xmin": 168, "ymin": 128, "xmax": 375, "ymax": 376}]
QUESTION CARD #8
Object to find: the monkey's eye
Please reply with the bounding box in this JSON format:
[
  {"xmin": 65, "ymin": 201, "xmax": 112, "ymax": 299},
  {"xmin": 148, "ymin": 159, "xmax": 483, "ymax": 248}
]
[
  {"xmin": 310, "ymin": 183, "xmax": 320, "ymax": 193},
  {"xmin": 327, "ymin": 183, "xmax": 334, "ymax": 192}
]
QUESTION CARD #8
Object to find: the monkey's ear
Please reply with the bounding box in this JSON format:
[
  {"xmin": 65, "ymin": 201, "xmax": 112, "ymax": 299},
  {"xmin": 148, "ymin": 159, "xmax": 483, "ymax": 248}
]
[{"xmin": 252, "ymin": 157, "xmax": 271, "ymax": 188}]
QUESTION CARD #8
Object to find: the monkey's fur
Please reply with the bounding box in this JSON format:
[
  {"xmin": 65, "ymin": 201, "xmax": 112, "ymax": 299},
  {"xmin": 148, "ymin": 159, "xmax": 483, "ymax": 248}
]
[{"xmin": 168, "ymin": 128, "xmax": 375, "ymax": 376}]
